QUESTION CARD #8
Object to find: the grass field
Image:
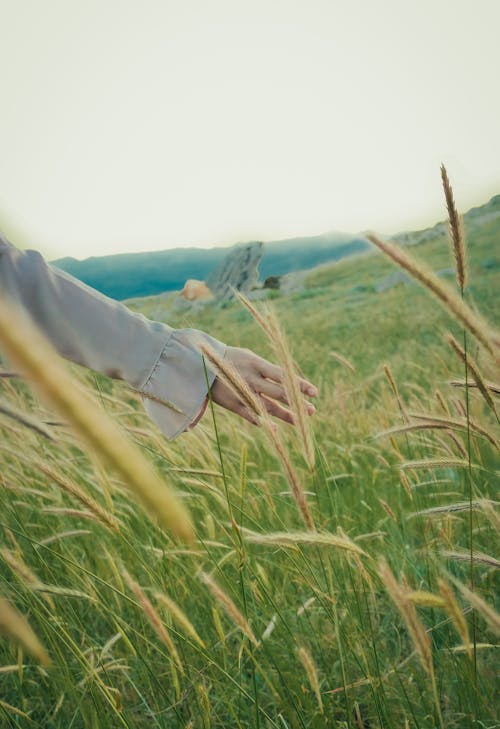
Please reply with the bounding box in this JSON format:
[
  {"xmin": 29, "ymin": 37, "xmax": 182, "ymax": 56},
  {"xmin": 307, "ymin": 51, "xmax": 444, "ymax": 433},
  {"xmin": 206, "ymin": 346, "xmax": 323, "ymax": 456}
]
[{"xmin": 0, "ymin": 195, "xmax": 499, "ymax": 727}]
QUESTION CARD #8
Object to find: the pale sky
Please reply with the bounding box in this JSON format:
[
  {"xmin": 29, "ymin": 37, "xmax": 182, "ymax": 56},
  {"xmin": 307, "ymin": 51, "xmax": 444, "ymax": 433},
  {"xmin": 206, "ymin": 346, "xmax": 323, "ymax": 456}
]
[{"xmin": 1, "ymin": 0, "xmax": 498, "ymax": 260}]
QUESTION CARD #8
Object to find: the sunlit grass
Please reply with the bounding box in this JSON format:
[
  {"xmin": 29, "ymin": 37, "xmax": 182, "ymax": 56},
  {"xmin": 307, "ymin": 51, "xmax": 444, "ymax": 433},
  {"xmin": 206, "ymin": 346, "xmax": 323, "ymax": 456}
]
[{"xmin": 0, "ymin": 205, "xmax": 499, "ymax": 727}]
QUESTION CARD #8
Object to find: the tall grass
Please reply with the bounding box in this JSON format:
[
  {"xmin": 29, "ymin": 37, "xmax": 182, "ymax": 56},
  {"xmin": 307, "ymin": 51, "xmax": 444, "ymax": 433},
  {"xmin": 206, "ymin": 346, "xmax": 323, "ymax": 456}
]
[{"xmin": 0, "ymin": 178, "xmax": 499, "ymax": 727}]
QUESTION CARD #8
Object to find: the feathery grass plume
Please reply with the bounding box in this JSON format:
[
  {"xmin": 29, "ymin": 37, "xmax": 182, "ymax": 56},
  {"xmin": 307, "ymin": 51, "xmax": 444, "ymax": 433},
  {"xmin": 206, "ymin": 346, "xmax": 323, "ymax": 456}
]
[
  {"xmin": 36, "ymin": 462, "xmax": 121, "ymax": 532},
  {"xmin": 446, "ymin": 333, "xmax": 498, "ymax": 417},
  {"xmin": 122, "ymin": 569, "xmax": 183, "ymax": 672},
  {"xmin": 441, "ymin": 550, "xmax": 500, "ymax": 569},
  {"xmin": 435, "ymin": 389, "xmax": 450, "ymax": 414},
  {"xmin": 399, "ymin": 471, "xmax": 413, "ymax": 499},
  {"xmin": 155, "ymin": 592, "xmax": 205, "ymax": 648},
  {"xmin": 200, "ymin": 344, "xmax": 264, "ymax": 419},
  {"xmin": 231, "ymin": 287, "xmax": 275, "ymax": 338},
  {"xmin": 437, "ymin": 578, "xmax": 471, "ymax": 657},
  {"xmin": 0, "ymin": 297, "xmax": 193, "ymax": 542},
  {"xmin": 231, "ymin": 292, "xmax": 316, "ymax": 470},
  {"xmin": 329, "ymin": 350, "xmax": 356, "ymax": 373},
  {"xmin": 379, "ymin": 413, "xmax": 498, "ymax": 448},
  {"xmin": 449, "ymin": 577, "xmax": 500, "ymax": 636},
  {"xmin": 297, "ymin": 646, "xmax": 323, "ymax": 714},
  {"xmin": 407, "ymin": 591, "xmax": 446, "ymax": 608},
  {"xmin": 378, "ymin": 560, "xmax": 433, "ymax": 676},
  {"xmin": 200, "ymin": 343, "xmax": 315, "ymax": 529},
  {"xmin": 383, "ymin": 364, "xmax": 407, "ymax": 421},
  {"xmin": 1, "ymin": 548, "xmax": 42, "ymax": 589},
  {"xmin": 0, "ymin": 596, "xmax": 50, "ymax": 666},
  {"xmin": 400, "ymin": 457, "xmax": 472, "ymax": 471},
  {"xmin": 266, "ymin": 307, "xmax": 316, "ymax": 470},
  {"xmin": 38, "ymin": 530, "xmax": 91, "ymax": 546},
  {"xmin": 265, "ymin": 426, "xmax": 315, "ymax": 530},
  {"xmin": 240, "ymin": 529, "xmax": 367, "ymax": 556},
  {"xmin": 408, "ymin": 499, "xmax": 497, "ymax": 518},
  {"xmin": 441, "ymin": 164, "xmax": 467, "ymax": 292},
  {"xmin": 451, "ymin": 378, "xmax": 500, "ymax": 396},
  {"xmin": 0, "ymin": 398, "xmax": 56, "ymax": 441},
  {"xmin": 199, "ymin": 571, "xmax": 258, "ymax": 646},
  {"xmin": 367, "ymin": 234, "xmax": 500, "ymax": 361},
  {"xmin": 379, "ymin": 499, "xmax": 397, "ymax": 522}
]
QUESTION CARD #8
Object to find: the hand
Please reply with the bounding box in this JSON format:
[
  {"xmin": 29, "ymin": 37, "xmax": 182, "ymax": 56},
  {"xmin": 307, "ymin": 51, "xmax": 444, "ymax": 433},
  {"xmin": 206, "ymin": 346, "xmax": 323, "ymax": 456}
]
[{"xmin": 210, "ymin": 346, "xmax": 318, "ymax": 426}]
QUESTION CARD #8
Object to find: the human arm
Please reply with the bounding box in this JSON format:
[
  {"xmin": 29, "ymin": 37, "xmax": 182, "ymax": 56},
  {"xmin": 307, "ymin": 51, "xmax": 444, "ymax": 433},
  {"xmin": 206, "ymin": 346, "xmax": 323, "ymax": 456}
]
[{"xmin": 0, "ymin": 233, "xmax": 317, "ymax": 437}]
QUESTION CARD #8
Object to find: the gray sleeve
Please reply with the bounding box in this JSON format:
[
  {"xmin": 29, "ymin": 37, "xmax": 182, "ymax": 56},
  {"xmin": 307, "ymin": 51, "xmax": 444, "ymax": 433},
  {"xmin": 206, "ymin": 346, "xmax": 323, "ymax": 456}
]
[{"xmin": 0, "ymin": 233, "xmax": 226, "ymax": 438}]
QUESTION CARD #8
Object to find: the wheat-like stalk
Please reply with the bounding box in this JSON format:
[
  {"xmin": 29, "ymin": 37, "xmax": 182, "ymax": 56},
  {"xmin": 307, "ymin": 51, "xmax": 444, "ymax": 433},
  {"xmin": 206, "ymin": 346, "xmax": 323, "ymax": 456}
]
[
  {"xmin": 329, "ymin": 350, "xmax": 356, "ymax": 373},
  {"xmin": 36, "ymin": 462, "xmax": 121, "ymax": 532},
  {"xmin": 449, "ymin": 577, "xmax": 500, "ymax": 636},
  {"xmin": 0, "ymin": 398, "xmax": 56, "ymax": 441},
  {"xmin": 378, "ymin": 559, "xmax": 433, "ymax": 676},
  {"xmin": 441, "ymin": 550, "xmax": 500, "ymax": 569},
  {"xmin": 0, "ymin": 297, "xmax": 193, "ymax": 542},
  {"xmin": 407, "ymin": 590, "xmax": 446, "ymax": 608},
  {"xmin": 367, "ymin": 234, "xmax": 500, "ymax": 361},
  {"xmin": 0, "ymin": 596, "xmax": 51, "ymax": 666},
  {"xmin": 446, "ymin": 334, "xmax": 498, "ymax": 417},
  {"xmin": 199, "ymin": 571, "xmax": 258, "ymax": 646},
  {"xmin": 437, "ymin": 578, "xmax": 471, "ymax": 657},
  {"xmin": 155, "ymin": 592, "xmax": 205, "ymax": 648},
  {"xmin": 265, "ymin": 307, "xmax": 316, "ymax": 471},
  {"xmin": 297, "ymin": 646, "xmax": 323, "ymax": 714},
  {"xmin": 200, "ymin": 343, "xmax": 314, "ymax": 529},
  {"xmin": 122, "ymin": 569, "xmax": 183, "ymax": 672},
  {"xmin": 240, "ymin": 528, "xmax": 367, "ymax": 556},
  {"xmin": 441, "ymin": 164, "xmax": 467, "ymax": 292}
]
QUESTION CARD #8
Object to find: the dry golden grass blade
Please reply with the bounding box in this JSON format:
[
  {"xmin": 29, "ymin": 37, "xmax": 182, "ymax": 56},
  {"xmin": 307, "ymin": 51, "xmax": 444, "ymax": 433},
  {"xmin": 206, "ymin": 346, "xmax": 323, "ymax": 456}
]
[
  {"xmin": 200, "ymin": 343, "xmax": 314, "ymax": 529},
  {"xmin": 0, "ymin": 596, "xmax": 50, "ymax": 666},
  {"xmin": 200, "ymin": 344, "xmax": 263, "ymax": 419},
  {"xmin": 231, "ymin": 292, "xmax": 316, "ymax": 470},
  {"xmin": 155, "ymin": 592, "xmax": 206, "ymax": 648},
  {"xmin": 265, "ymin": 426, "xmax": 315, "ymax": 530},
  {"xmin": 35, "ymin": 462, "xmax": 121, "ymax": 532},
  {"xmin": 329, "ymin": 350, "xmax": 356, "ymax": 373},
  {"xmin": 266, "ymin": 307, "xmax": 316, "ymax": 470},
  {"xmin": 367, "ymin": 234, "xmax": 500, "ymax": 361},
  {"xmin": 122, "ymin": 569, "xmax": 184, "ymax": 672},
  {"xmin": 0, "ymin": 297, "xmax": 193, "ymax": 542},
  {"xmin": 297, "ymin": 646, "xmax": 323, "ymax": 714},
  {"xmin": 446, "ymin": 334, "xmax": 498, "ymax": 417},
  {"xmin": 378, "ymin": 560, "xmax": 433, "ymax": 676},
  {"xmin": 399, "ymin": 458, "xmax": 473, "ymax": 471},
  {"xmin": 450, "ymin": 378, "xmax": 500, "ymax": 396},
  {"xmin": 407, "ymin": 591, "xmax": 446, "ymax": 608},
  {"xmin": 240, "ymin": 529, "xmax": 367, "ymax": 556},
  {"xmin": 199, "ymin": 571, "xmax": 258, "ymax": 646},
  {"xmin": 383, "ymin": 364, "xmax": 407, "ymax": 421},
  {"xmin": 441, "ymin": 164, "xmax": 467, "ymax": 292},
  {"xmin": 0, "ymin": 397, "xmax": 56, "ymax": 441},
  {"xmin": 440, "ymin": 550, "xmax": 500, "ymax": 569},
  {"xmin": 408, "ymin": 499, "xmax": 498, "ymax": 518},
  {"xmin": 449, "ymin": 577, "xmax": 500, "ymax": 636},
  {"xmin": 437, "ymin": 578, "xmax": 471, "ymax": 658},
  {"xmin": 381, "ymin": 411, "xmax": 499, "ymax": 449}
]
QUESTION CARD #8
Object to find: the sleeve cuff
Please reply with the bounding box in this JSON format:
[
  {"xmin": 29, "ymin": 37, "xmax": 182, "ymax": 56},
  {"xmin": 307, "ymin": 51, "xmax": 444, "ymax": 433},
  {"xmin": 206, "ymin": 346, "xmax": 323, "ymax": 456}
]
[{"xmin": 139, "ymin": 328, "xmax": 226, "ymax": 440}]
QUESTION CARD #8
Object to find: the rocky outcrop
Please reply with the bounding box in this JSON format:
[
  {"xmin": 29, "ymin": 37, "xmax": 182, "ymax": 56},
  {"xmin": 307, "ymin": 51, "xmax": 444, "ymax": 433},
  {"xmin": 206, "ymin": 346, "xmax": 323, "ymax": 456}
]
[{"xmin": 206, "ymin": 242, "xmax": 263, "ymax": 300}]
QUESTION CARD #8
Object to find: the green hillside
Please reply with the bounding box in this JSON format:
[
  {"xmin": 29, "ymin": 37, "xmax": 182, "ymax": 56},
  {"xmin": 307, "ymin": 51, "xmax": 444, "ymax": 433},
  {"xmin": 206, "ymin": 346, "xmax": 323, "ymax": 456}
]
[
  {"xmin": 53, "ymin": 231, "xmax": 370, "ymax": 300},
  {"xmin": 0, "ymin": 202, "xmax": 499, "ymax": 728}
]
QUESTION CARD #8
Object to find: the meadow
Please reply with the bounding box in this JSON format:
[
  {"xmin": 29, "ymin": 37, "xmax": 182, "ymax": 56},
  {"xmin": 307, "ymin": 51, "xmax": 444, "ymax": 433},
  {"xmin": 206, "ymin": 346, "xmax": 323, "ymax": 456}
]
[{"xmin": 0, "ymin": 181, "xmax": 499, "ymax": 728}]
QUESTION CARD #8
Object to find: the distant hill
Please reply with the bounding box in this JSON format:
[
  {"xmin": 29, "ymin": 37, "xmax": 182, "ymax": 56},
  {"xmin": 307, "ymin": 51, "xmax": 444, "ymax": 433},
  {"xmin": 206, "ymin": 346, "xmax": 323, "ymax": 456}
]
[
  {"xmin": 53, "ymin": 232, "xmax": 370, "ymax": 300},
  {"xmin": 52, "ymin": 195, "xmax": 500, "ymax": 301}
]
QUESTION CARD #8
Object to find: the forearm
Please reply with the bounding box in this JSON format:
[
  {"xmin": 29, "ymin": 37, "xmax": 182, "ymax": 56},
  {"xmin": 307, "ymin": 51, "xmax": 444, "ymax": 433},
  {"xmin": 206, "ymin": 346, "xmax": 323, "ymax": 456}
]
[{"xmin": 0, "ymin": 233, "xmax": 226, "ymax": 437}]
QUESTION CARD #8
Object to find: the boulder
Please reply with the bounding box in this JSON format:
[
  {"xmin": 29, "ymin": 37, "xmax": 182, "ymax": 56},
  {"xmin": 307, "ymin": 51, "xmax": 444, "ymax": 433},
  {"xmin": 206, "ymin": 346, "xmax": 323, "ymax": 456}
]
[
  {"xmin": 180, "ymin": 279, "xmax": 213, "ymax": 302},
  {"xmin": 206, "ymin": 242, "xmax": 263, "ymax": 300}
]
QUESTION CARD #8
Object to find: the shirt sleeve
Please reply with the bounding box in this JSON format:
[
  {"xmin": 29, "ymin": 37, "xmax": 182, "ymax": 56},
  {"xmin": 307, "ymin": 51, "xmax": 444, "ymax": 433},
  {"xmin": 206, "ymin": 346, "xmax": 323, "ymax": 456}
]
[{"xmin": 0, "ymin": 232, "xmax": 226, "ymax": 439}]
